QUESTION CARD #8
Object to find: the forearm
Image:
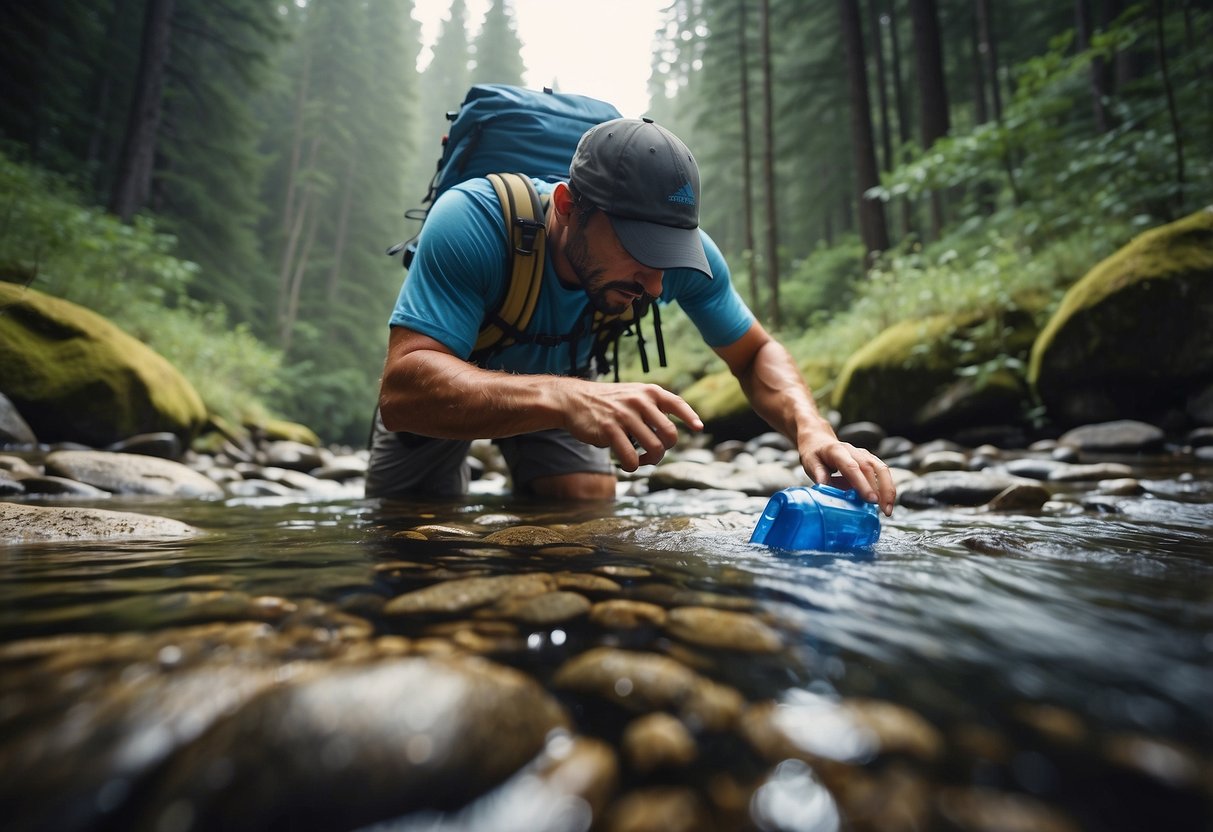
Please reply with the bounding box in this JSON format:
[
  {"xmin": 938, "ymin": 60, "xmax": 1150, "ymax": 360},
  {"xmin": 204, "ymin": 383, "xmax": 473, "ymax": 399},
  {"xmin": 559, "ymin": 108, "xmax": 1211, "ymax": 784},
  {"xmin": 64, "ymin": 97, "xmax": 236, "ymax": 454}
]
[
  {"xmin": 380, "ymin": 348, "xmax": 569, "ymax": 439},
  {"xmin": 735, "ymin": 339, "xmax": 835, "ymax": 446}
]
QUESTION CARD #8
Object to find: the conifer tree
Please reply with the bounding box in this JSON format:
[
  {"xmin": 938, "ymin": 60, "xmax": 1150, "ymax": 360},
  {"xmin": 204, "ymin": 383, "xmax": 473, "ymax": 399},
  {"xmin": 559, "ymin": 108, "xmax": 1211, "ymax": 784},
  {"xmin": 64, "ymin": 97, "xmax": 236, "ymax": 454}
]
[{"xmin": 471, "ymin": 0, "xmax": 526, "ymax": 86}]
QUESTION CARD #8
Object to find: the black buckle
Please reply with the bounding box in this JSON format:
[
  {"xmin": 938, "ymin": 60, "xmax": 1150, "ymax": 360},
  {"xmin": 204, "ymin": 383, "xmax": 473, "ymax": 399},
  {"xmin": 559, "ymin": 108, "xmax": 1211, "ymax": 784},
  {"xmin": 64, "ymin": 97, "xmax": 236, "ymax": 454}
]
[{"xmin": 514, "ymin": 217, "xmax": 544, "ymax": 255}]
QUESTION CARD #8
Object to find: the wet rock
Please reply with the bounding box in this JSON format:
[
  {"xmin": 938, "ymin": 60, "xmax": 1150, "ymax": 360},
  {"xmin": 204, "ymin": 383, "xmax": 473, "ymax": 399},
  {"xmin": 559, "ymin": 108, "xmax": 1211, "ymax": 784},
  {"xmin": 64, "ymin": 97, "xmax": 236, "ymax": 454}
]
[
  {"xmin": 937, "ymin": 786, "xmax": 1080, "ymax": 832},
  {"xmin": 408, "ymin": 523, "xmax": 481, "ymax": 539},
  {"xmin": 1103, "ymin": 733, "xmax": 1206, "ymax": 790},
  {"xmin": 1003, "ymin": 457, "xmax": 1070, "ymax": 480},
  {"xmin": 594, "ymin": 565, "xmax": 652, "ymax": 579},
  {"xmin": 490, "ymin": 590, "xmax": 592, "ymax": 625},
  {"xmin": 985, "ymin": 482, "xmax": 1052, "ymax": 513},
  {"xmin": 106, "ymin": 431, "xmax": 183, "ymax": 460},
  {"xmin": 132, "ymin": 657, "xmax": 570, "ymax": 832},
  {"xmin": 0, "ymin": 470, "xmax": 25, "ymax": 496},
  {"xmin": 589, "ymin": 599, "xmax": 668, "ymax": 629},
  {"xmin": 621, "ymin": 713, "xmax": 698, "ymax": 773},
  {"xmin": 310, "ymin": 453, "xmax": 368, "ymax": 481},
  {"xmin": 837, "ymin": 421, "xmax": 886, "ymax": 452},
  {"xmin": 552, "ymin": 572, "xmax": 622, "ymax": 594},
  {"xmin": 0, "ymin": 391, "xmax": 38, "ymax": 446},
  {"xmin": 0, "ymin": 502, "xmax": 198, "ymax": 542},
  {"xmin": 483, "ymin": 525, "xmax": 568, "ymax": 546},
  {"xmin": 1058, "ymin": 419, "xmax": 1166, "ymax": 454},
  {"xmin": 262, "ymin": 439, "xmax": 326, "ymax": 471},
  {"xmin": 741, "ymin": 693, "xmax": 942, "ymax": 767},
  {"xmin": 1047, "ymin": 461, "xmax": 1134, "ymax": 482},
  {"xmin": 1195, "ymin": 446, "xmax": 1213, "ymax": 462},
  {"xmin": 647, "ymin": 460, "xmax": 738, "ymax": 492},
  {"xmin": 1096, "ymin": 477, "xmax": 1144, "ymax": 496},
  {"xmin": 15, "ymin": 474, "xmax": 111, "ymax": 498},
  {"xmin": 1013, "ymin": 703, "xmax": 1087, "ymax": 745},
  {"xmin": 552, "ymin": 647, "xmax": 744, "ymax": 731},
  {"xmin": 630, "ymin": 584, "xmax": 755, "ymax": 611},
  {"xmin": 898, "ymin": 471, "xmax": 1030, "ymax": 509},
  {"xmin": 227, "ymin": 478, "xmax": 296, "ymax": 498},
  {"xmin": 45, "ymin": 449, "xmax": 222, "ymax": 498},
  {"xmin": 664, "ymin": 606, "xmax": 782, "ymax": 653},
  {"xmin": 384, "ymin": 573, "xmax": 557, "ymax": 615},
  {"xmin": 1188, "ymin": 426, "xmax": 1213, "ymax": 447},
  {"xmin": 603, "ymin": 787, "xmax": 712, "ymax": 832},
  {"xmin": 918, "ymin": 449, "xmax": 969, "ymax": 472},
  {"xmin": 535, "ymin": 734, "xmax": 620, "ymax": 820},
  {"xmin": 0, "ymin": 454, "xmax": 39, "ymax": 475}
]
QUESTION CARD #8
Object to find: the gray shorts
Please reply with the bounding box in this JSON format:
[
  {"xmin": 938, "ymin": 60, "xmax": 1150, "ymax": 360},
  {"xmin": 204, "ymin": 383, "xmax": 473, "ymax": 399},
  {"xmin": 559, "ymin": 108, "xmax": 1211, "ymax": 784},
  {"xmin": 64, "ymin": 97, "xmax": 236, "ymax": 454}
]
[{"xmin": 364, "ymin": 409, "xmax": 613, "ymax": 499}]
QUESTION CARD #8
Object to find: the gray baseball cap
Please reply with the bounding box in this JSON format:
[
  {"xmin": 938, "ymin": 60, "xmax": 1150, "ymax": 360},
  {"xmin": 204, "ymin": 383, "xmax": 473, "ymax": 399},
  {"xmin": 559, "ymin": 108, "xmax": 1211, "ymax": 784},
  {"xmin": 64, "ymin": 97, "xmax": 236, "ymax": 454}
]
[{"xmin": 569, "ymin": 117, "xmax": 712, "ymax": 278}]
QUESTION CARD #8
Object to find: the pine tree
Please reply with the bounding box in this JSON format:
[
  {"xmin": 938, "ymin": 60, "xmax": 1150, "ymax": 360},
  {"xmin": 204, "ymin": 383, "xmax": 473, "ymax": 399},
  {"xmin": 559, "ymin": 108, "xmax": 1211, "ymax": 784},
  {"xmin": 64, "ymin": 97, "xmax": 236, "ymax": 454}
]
[{"xmin": 470, "ymin": 0, "xmax": 526, "ymax": 85}]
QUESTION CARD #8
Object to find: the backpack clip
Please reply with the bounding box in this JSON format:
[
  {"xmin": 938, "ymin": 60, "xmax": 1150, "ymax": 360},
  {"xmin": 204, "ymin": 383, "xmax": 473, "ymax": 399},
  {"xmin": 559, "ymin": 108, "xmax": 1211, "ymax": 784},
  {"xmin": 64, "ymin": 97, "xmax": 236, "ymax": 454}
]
[{"xmin": 514, "ymin": 216, "xmax": 544, "ymax": 256}]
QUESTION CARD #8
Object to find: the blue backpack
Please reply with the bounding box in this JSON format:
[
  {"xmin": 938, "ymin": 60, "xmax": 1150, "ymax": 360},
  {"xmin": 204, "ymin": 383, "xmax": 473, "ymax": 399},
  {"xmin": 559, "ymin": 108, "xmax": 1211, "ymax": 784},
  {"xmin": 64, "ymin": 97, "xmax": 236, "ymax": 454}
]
[{"xmin": 387, "ymin": 84, "xmax": 666, "ymax": 378}]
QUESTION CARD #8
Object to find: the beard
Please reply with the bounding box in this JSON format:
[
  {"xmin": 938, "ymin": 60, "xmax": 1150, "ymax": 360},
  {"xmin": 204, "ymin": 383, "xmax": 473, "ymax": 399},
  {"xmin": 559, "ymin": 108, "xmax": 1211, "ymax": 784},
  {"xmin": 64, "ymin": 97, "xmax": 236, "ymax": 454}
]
[{"xmin": 565, "ymin": 224, "xmax": 646, "ymax": 315}]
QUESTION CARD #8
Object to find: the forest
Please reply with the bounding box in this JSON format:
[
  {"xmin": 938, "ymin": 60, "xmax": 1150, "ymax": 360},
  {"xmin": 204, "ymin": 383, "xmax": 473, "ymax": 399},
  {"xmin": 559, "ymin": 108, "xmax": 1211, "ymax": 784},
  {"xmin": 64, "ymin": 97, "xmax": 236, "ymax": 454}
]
[{"xmin": 1, "ymin": 0, "xmax": 1209, "ymax": 445}]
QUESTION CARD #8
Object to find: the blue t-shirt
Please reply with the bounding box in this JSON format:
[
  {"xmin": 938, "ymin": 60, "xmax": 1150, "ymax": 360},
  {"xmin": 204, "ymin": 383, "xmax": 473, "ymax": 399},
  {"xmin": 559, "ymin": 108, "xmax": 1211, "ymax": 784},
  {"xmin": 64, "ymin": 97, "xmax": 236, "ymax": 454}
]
[{"xmin": 389, "ymin": 178, "xmax": 754, "ymax": 375}]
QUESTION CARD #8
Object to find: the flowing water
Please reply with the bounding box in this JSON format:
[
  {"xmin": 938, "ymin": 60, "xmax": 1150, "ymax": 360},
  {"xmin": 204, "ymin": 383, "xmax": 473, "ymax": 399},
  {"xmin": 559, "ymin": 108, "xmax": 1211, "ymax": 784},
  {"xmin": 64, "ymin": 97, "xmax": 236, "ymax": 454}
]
[{"xmin": 2, "ymin": 466, "xmax": 1211, "ymax": 832}]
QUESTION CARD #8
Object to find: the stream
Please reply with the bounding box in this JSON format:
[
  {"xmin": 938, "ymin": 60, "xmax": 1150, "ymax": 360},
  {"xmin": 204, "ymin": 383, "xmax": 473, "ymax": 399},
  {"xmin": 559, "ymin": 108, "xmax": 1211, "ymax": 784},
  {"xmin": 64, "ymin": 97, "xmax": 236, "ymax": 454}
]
[{"xmin": 2, "ymin": 457, "xmax": 1211, "ymax": 831}]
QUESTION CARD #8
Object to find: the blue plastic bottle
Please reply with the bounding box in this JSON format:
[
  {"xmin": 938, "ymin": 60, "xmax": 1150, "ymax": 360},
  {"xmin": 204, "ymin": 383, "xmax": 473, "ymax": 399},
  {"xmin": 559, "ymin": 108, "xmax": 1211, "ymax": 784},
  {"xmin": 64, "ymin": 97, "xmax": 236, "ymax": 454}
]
[{"xmin": 750, "ymin": 484, "xmax": 881, "ymax": 551}]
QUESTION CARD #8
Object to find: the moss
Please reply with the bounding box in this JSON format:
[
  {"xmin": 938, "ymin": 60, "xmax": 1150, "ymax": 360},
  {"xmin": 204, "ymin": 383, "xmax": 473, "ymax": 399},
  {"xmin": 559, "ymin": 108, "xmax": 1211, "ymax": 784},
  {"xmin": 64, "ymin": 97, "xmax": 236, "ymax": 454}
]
[
  {"xmin": 0, "ymin": 283, "xmax": 207, "ymax": 446},
  {"xmin": 1029, "ymin": 208, "xmax": 1213, "ymax": 424},
  {"xmin": 256, "ymin": 417, "xmax": 321, "ymax": 447}
]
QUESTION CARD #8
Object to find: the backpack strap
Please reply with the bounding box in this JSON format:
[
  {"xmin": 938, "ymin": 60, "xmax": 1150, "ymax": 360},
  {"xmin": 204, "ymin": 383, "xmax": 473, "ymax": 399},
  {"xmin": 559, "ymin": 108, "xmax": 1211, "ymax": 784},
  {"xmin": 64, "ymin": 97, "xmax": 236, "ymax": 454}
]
[{"xmin": 473, "ymin": 173, "xmax": 547, "ymax": 356}]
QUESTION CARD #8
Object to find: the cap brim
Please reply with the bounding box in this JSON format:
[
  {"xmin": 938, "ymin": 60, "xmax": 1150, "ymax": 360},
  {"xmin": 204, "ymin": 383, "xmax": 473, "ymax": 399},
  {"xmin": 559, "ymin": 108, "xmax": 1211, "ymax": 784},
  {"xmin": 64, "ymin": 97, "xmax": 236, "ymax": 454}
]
[{"xmin": 608, "ymin": 215, "xmax": 712, "ymax": 278}]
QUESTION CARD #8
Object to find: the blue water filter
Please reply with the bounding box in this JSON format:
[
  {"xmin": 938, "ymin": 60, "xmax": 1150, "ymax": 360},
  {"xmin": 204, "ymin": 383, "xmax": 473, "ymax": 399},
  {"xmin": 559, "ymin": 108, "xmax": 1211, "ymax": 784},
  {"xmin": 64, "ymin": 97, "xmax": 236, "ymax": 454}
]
[{"xmin": 750, "ymin": 484, "xmax": 881, "ymax": 551}]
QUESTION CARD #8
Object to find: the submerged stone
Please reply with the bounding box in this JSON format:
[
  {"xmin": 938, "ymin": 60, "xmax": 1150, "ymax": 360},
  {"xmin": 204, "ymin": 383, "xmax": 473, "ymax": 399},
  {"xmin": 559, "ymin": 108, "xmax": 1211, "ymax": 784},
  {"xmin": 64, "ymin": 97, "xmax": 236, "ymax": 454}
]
[{"xmin": 0, "ymin": 501, "xmax": 198, "ymax": 542}]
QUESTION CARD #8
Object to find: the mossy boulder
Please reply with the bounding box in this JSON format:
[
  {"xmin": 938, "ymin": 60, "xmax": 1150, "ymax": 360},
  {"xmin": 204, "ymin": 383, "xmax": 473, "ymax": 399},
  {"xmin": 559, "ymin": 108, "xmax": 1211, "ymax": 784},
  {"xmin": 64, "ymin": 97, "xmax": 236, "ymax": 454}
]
[
  {"xmin": 832, "ymin": 310, "xmax": 1038, "ymax": 439},
  {"xmin": 1029, "ymin": 208, "xmax": 1213, "ymax": 427},
  {"xmin": 0, "ymin": 283, "xmax": 207, "ymax": 446}
]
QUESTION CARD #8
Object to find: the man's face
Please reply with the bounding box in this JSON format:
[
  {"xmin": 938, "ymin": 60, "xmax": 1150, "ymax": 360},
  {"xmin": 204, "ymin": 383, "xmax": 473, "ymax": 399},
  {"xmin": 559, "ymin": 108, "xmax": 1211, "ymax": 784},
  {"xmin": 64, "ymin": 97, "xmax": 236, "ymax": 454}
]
[{"xmin": 564, "ymin": 210, "xmax": 664, "ymax": 315}]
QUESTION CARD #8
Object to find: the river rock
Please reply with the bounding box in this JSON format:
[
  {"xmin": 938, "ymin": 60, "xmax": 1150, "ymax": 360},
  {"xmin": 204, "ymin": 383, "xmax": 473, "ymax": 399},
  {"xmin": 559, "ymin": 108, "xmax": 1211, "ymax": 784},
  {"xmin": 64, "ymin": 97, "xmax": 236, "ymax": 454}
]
[
  {"xmin": 1057, "ymin": 419, "xmax": 1167, "ymax": 453},
  {"xmin": 44, "ymin": 449, "xmax": 223, "ymax": 497},
  {"xmin": 621, "ymin": 712, "xmax": 698, "ymax": 773},
  {"xmin": 132, "ymin": 657, "xmax": 570, "ymax": 832},
  {"xmin": 490, "ymin": 590, "xmax": 592, "ymax": 625},
  {"xmin": 15, "ymin": 475, "xmax": 111, "ymax": 498},
  {"xmin": 898, "ymin": 470, "xmax": 1030, "ymax": 509},
  {"xmin": 106, "ymin": 431, "xmax": 183, "ymax": 460},
  {"xmin": 1003, "ymin": 457, "xmax": 1071, "ymax": 480},
  {"xmin": 0, "ymin": 283, "xmax": 207, "ymax": 447},
  {"xmin": 664, "ymin": 606, "xmax": 783, "ymax": 653},
  {"xmin": 483, "ymin": 525, "xmax": 568, "ymax": 546},
  {"xmin": 1047, "ymin": 461, "xmax": 1135, "ymax": 482},
  {"xmin": 1029, "ymin": 208, "xmax": 1213, "ymax": 428},
  {"xmin": 0, "ymin": 391, "xmax": 38, "ymax": 446},
  {"xmin": 937, "ymin": 786, "xmax": 1081, "ymax": 832},
  {"xmin": 604, "ymin": 787, "xmax": 713, "ymax": 832},
  {"xmin": 590, "ymin": 599, "xmax": 668, "ymax": 629},
  {"xmin": 985, "ymin": 482, "xmax": 1052, "ymax": 512},
  {"xmin": 0, "ymin": 470, "xmax": 25, "ymax": 496},
  {"xmin": 384, "ymin": 573, "xmax": 557, "ymax": 615},
  {"xmin": 552, "ymin": 647, "xmax": 744, "ymax": 731},
  {"xmin": 262, "ymin": 439, "xmax": 326, "ymax": 471},
  {"xmin": 0, "ymin": 502, "xmax": 197, "ymax": 542}
]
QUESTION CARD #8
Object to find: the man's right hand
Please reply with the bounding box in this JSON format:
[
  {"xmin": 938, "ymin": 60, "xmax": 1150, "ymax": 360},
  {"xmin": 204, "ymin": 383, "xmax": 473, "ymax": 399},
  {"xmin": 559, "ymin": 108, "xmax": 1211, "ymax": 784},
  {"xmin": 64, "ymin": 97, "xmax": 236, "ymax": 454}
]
[{"xmin": 556, "ymin": 380, "xmax": 704, "ymax": 471}]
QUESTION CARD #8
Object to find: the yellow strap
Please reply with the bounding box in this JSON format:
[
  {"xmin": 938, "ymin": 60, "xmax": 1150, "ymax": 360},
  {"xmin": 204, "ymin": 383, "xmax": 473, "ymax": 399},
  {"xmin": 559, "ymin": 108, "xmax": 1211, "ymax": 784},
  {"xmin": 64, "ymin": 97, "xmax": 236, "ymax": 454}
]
[{"xmin": 474, "ymin": 173, "xmax": 547, "ymax": 354}]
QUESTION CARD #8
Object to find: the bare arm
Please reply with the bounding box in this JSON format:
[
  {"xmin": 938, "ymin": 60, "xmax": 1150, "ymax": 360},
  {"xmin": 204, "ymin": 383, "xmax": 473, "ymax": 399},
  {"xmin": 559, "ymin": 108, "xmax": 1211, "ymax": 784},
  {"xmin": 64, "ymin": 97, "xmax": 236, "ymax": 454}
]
[
  {"xmin": 378, "ymin": 326, "xmax": 704, "ymax": 471},
  {"xmin": 714, "ymin": 322, "xmax": 896, "ymax": 516}
]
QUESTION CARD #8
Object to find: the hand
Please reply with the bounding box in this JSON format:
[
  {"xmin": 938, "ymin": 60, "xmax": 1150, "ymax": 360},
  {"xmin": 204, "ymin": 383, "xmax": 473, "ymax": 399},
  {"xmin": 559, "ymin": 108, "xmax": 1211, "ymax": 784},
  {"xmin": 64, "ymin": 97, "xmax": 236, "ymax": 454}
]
[
  {"xmin": 560, "ymin": 381, "xmax": 704, "ymax": 472},
  {"xmin": 800, "ymin": 430, "xmax": 896, "ymax": 517}
]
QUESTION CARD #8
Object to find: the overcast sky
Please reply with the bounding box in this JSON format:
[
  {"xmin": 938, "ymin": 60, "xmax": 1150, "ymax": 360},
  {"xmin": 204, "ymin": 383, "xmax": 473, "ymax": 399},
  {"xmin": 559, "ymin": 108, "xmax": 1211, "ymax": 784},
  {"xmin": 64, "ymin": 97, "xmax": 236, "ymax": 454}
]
[{"xmin": 413, "ymin": 0, "xmax": 667, "ymax": 118}]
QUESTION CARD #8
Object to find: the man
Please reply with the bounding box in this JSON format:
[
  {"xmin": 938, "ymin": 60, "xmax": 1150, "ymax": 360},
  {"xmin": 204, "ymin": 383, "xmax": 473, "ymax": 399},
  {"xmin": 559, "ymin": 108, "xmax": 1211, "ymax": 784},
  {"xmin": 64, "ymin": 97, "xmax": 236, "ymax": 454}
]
[{"xmin": 369, "ymin": 117, "xmax": 895, "ymax": 514}]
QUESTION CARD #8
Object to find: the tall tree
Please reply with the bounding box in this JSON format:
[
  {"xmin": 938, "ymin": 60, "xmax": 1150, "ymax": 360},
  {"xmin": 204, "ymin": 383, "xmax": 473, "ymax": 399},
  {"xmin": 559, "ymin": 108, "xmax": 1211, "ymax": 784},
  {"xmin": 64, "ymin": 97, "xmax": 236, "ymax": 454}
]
[
  {"xmin": 908, "ymin": 0, "xmax": 950, "ymax": 239},
  {"xmin": 470, "ymin": 0, "xmax": 525, "ymax": 85},
  {"xmin": 1075, "ymin": 0, "xmax": 1111, "ymax": 132},
  {"xmin": 109, "ymin": 0, "xmax": 174, "ymax": 222},
  {"xmin": 839, "ymin": 0, "xmax": 889, "ymax": 256},
  {"xmin": 737, "ymin": 0, "xmax": 759, "ymax": 314},
  {"xmin": 759, "ymin": 0, "xmax": 780, "ymax": 328}
]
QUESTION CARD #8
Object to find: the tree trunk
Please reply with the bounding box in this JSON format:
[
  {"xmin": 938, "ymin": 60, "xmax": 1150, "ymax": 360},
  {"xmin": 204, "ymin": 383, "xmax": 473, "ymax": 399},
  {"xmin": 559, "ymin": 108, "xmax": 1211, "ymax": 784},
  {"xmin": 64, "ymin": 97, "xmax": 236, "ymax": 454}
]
[
  {"xmin": 1075, "ymin": 0, "xmax": 1111, "ymax": 132},
  {"xmin": 974, "ymin": 0, "xmax": 1003, "ymax": 123},
  {"xmin": 109, "ymin": 0, "xmax": 175, "ymax": 222},
  {"xmin": 282, "ymin": 202, "xmax": 320, "ymax": 353},
  {"xmin": 839, "ymin": 0, "xmax": 890, "ymax": 257},
  {"xmin": 1154, "ymin": 0, "xmax": 1184, "ymax": 214},
  {"xmin": 908, "ymin": 0, "xmax": 950, "ymax": 239},
  {"xmin": 327, "ymin": 153, "xmax": 358, "ymax": 302},
  {"xmin": 866, "ymin": 0, "xmax": 894, "ymax": 172},
  {"xmin": 282, "ymin": 49, "xmax": 312, "ymax": 236},
  {"xmin": 759, "ymin": 0, "xmax": 780, "ymax": 329},
  {"xmin": 738, "ymin": 0, "xmax": 760, "ymax": 316},
  {"xmin": 886, "ymin": 0, "xmax": 916, "ymax": 238}
]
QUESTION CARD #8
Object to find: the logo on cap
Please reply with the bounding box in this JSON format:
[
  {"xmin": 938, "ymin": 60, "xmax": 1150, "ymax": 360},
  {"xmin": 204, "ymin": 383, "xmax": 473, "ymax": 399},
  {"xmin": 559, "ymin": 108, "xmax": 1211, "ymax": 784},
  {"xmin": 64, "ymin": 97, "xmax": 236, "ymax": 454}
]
[{"xmin": 667, "ymin": 182, "xmax": 696, "ymax": 206}]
